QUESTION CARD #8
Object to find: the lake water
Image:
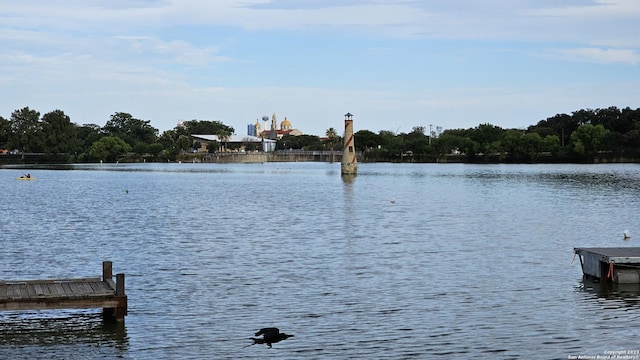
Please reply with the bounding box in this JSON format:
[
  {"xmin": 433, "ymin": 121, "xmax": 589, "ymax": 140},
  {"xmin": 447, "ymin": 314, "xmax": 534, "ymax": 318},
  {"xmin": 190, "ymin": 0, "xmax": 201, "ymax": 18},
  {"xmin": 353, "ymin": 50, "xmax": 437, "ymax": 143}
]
[{"xmin": 2, "ymin": 162, "xmax": 640, "ymax": 359}]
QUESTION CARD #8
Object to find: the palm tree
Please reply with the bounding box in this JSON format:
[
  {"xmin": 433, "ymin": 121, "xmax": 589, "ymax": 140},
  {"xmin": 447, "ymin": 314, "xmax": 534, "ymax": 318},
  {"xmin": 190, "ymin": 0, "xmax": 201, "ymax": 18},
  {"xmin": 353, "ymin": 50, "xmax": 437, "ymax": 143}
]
[
  {"xmin": 325, "ymin": 127, "xmax": 339, "ymax": 151},
  {"xmin": 216, "ymin": 129, "xmax": 231, "ymax": 152}
]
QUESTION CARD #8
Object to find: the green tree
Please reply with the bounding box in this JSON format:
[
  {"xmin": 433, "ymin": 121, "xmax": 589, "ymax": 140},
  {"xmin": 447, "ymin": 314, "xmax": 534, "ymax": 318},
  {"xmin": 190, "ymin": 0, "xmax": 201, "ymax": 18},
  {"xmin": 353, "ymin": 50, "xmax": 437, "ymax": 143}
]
[
  {"xmin": 178, "ymin": 120, "xmax": 234, "ymax": 136},
  {"xmin": 621, "ymin": 130, "xmax": 640, "ymax": 150},
  {"xmin": 155, "ymin": 131, "xmax": 180, "ymax": 161},
  {"xmin": 158, "ymin": 130, "xmax": 177, "ymax": 149},
  {"xmin": 404, "ymin": 127, "xmax": 429, "ymax": 155},
  {"xmin": 103, "ymin": 112, "xmax": 158, "ymax": 150},
  {"xmin": 542, "ymin": 135, "xmax": 560, "ymax": 154},
  {"xmin": 9, "ymin": 107, "xmax": 41, "ymax": 153},
  {"xmin": 528, "ymin": 113, "xmax": 575, "ymax": 148},
  {"xmin": 468, "ymin": 124, "xmax": 504, "ymax": 154},
  {"xmin": 133, "ymin": 142, "xmax": 149, "ymax": 155},
  {"xmin": 88, "ymin": 136, "xmax": 132, "ymax": 162},
  {"xmin": 276, "ymin": 134, "xmax": 322, "ymax": 150},
  {"xmin": 571, "ymin": 109, "xmax": 595, "ymax": 126},
  {"xmin": 528, "ymin": 126, "xmax": 557, "ymax": 139},
  {"xmin": 216, "ymin": 129, "xmax": 231, "ymax": 152},
  {"xmin": 386, "ymin": 133, "xmax": 406, "ymax": 157},
  {"xmin": 147, "ymin": 143, "xmax": 164, "ymax": 157},
  {"xmin": 377, "ymin": 130, "xmax": 396, "ymax": 147},
  {"xmin": 0, "ymin": 116, "xmax": 10, "ymax": 148},
  {"xmin": 571, "ymin": 124, "xmax": 609, "ymax": 159},
  {"xmin": 432, "ymin": 132, "xmax": 466, "ymax": 156},
  {"xmin": 501, "ymin": 129, "xmax": 523, "ymax": 160},
  {"xmin": 325, "ymin": 127, "xmax": 340, "ymax": 151},
  {"xmin": 76, "ymin": 124, "xmax": 103, "ymax": 155},
  {"xmin": 176, "ymin": 135, "xmax": 191, "ymax": 151},
  {"xmin": 373, "ymin": 130, "xmax": 401, "ymax": 157},
  {"xmin": 595, "ymin": 106, "xmax": 630, "ymax": 134},
  {"xmin": 518, "ymin": 133, "xmax": 544, "ymax": 162},
  {"xmin": 207, "ymin": 140, "xmax": 219, "ymax": 153},
  {"xmin": 354, "ymin": 130, "xmax": 381, "ymax": 151},
  {"xmin": 41, "ymin": 109, "xmax": 77, "ymax": 156}
]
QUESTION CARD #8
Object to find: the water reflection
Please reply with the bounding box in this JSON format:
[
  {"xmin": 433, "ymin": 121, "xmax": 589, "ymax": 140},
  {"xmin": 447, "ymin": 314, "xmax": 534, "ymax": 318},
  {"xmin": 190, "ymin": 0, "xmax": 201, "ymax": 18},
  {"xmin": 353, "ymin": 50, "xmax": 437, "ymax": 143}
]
[
  {"xmin": 0, "ymin": 310, "xmax": 128, "ymax": 358},
  {"xmin": 577, "ymin": 277, "xmax": 640, "ymax": 307},
  {"xmin": 342, "ymin": 174, "xmax": 356, "ymax": 242},
  {"xmin": 1, "ymin": 163, "xmax": 237, "ymax": 173},
  {"xmin": 341, "ymin": 174, "xmax": 356, "ymax": 184}
]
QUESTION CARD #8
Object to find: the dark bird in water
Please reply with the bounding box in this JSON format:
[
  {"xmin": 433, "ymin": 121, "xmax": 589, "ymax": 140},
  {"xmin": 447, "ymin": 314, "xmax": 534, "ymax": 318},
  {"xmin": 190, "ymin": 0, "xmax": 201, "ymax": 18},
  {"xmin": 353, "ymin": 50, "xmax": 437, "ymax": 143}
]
[{"xmin": 248, "ymin": 327, "xmax": 294, "ymax": 348}]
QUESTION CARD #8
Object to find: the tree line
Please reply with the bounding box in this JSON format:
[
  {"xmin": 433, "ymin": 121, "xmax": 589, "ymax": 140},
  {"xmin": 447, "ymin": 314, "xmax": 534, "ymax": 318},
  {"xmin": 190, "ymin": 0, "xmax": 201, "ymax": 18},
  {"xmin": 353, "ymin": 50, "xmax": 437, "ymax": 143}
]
[
  {"xmin": 1, "ymin": 106, "xmax": 639, "ymax": 163},
  {"xmin": 0, "ymin": 108, "xmax": 234, "ymax": 162},
  {"xmin": 286, "ymin": 106, "xmax": 640, "ymax": 163}
]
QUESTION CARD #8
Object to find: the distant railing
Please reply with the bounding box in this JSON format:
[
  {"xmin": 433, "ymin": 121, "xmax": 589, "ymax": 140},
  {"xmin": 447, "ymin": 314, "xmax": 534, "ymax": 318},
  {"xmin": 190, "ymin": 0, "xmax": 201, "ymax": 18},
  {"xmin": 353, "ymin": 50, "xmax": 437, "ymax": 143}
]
[
  {"xmin": 273, "ymin": 150, "xmax": 344, "ymax": 156},
  {"xmin": 183, "ymin": 150, "xmax": 362, "ymax": 163}
]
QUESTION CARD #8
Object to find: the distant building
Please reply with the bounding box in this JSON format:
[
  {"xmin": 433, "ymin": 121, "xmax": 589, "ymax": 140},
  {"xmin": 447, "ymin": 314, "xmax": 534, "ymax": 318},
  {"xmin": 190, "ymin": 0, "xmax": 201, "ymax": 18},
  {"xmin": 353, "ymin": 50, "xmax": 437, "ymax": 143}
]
[
  {"xmin": 247, "ymin": 123, "xmax": 257, "ymax": 138},
  {"xmin": 191, "ymin": 134, "xmax": 276, "ymax": 153},
  {"xmin": 248, "ymin": 113, "xmax": 302, "ymax": 139}
]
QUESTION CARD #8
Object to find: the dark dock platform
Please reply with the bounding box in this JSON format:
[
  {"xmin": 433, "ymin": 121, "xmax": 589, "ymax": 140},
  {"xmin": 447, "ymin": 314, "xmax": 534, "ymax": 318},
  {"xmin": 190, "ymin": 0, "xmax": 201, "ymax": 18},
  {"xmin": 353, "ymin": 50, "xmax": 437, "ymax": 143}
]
[
  {"xmin": 0, "ymin": 261, "xmax": 127, "ymax": 321},
  {"xmin": 574, "ymin": 247, "xmax": 640, "ymax": 283}
]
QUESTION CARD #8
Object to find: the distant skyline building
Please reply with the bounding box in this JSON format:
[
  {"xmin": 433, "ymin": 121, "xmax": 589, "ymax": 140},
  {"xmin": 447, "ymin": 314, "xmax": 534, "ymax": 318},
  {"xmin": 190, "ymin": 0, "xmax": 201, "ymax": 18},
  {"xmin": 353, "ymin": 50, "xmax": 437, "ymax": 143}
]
[
  {"xmin": 247, "ymin": 123, "xmax": 256, "ymax": 137},
  {"xmin": 248, "ymin": 112, "xmax": 302, "ymax": 139}
]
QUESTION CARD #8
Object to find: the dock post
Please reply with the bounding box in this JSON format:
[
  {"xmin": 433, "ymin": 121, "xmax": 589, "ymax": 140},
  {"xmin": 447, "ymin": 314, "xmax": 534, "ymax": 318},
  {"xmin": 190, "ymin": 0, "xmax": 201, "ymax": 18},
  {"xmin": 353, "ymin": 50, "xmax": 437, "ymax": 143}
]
[
  {"xmin": 114, "ymin": 273, "xmax": 127, "ymax": 320},
  {"xmin": 102, "ymin": 261, "xmax": 127, "ymax": 322},
  {"xmin": 103, "ymin": 261, "xmax": 112, "ymax": 282}
]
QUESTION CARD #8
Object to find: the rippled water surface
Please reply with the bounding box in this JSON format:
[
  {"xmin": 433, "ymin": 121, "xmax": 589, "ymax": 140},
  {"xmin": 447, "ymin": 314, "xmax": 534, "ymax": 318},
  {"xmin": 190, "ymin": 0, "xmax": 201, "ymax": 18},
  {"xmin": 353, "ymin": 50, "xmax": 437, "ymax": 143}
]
[{"xmin": 2, "ymin": 162, "xmax": 640, "ymax": 359}]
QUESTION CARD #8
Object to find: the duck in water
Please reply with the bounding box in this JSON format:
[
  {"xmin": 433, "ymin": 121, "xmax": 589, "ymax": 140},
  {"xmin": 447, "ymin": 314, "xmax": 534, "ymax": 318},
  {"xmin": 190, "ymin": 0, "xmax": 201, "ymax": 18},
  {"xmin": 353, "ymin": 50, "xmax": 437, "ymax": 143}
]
[{"xmin": 248, "ymin": 327, "xmax": 294, "ymax": 348}]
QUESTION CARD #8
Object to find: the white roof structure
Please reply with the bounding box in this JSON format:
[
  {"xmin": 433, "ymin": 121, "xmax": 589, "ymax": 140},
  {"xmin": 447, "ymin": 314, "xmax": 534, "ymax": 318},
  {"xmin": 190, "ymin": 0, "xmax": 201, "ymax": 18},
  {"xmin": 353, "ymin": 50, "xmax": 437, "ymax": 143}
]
[{"xmin": 191, "ymin": 134, "xmax": 276, "ymax": 152}]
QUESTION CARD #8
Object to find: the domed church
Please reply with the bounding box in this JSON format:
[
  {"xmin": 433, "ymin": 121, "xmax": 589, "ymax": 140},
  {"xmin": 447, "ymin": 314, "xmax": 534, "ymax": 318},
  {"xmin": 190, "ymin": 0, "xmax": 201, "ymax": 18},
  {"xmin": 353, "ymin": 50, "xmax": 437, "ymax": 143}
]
[{"xmin": 250, "ymin": 113, "xmax": 302, "ymax": 139}]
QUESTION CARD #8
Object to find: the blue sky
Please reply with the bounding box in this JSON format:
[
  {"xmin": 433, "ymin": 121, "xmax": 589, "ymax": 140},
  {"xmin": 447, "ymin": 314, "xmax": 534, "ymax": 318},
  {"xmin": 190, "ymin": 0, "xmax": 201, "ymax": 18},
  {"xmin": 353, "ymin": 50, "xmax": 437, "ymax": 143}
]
[{"xmin": 1, "ymin": 0, "xmax": 639, "ymax": 137}]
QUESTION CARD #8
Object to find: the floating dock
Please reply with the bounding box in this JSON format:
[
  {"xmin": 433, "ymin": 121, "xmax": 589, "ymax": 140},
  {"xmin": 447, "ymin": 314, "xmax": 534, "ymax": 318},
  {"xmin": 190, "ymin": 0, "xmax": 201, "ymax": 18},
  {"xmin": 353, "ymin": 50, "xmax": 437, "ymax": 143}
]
[
  {"xmin": 574, "ymin": 247, "xmax": 640, "ymax": 283},
  {"xmin": 0, "ymin": 261, "xmax": 127, "ymax": 321}
]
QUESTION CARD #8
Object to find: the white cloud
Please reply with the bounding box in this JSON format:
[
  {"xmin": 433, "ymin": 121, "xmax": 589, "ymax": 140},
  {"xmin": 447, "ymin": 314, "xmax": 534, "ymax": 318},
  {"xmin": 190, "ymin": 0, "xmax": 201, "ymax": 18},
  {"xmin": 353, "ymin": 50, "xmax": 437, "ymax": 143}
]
[
  {"xmin": 2, "ymin": 1, "xmax": 640, "ymax": 45},
  {"xmin": 1, "ymin": 0, "xmax": 639, "ymax": 136},
  {"xmin": 526, "ymin": 0, "xmax": 640, "ymax": 18},
  {"xmin": 112, "ymin": 36, "xmax": 229, "ymax": 66},
  {"xmin": 548, "ymin": 47, "xmax": 640, "ymax": 65}
]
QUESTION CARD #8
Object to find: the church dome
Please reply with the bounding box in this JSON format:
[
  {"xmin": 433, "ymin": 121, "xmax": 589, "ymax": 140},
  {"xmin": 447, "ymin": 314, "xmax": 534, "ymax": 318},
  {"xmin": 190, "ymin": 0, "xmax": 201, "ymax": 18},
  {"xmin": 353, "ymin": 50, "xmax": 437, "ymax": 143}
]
[{"xmin": 281, "ymin": 117, "xmax": 292, "ymax": 130}]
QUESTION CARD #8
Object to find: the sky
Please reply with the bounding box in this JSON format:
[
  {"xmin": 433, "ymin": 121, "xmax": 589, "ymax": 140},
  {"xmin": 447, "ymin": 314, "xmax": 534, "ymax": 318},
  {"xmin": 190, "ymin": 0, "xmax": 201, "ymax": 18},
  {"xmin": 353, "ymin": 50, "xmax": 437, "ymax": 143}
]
[{"xmin": 1, "ymin": 0, "xmax": 639, "ymax": 137}]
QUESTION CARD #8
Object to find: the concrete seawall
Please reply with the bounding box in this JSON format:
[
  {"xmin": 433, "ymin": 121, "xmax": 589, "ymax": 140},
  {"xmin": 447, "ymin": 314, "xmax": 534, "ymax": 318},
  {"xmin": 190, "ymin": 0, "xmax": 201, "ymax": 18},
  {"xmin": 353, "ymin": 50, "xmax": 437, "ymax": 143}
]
[{"xmin": 181, "ymin": 151, "xmax": 348, "ymax": 163}]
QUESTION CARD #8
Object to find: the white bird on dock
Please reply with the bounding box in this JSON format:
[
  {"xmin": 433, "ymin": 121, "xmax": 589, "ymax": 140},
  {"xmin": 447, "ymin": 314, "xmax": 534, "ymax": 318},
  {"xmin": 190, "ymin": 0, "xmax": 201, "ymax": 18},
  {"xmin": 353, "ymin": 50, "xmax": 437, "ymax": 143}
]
[{"xmin": 623, "ymin": 230, "xmax": 631, "ymax": 239}]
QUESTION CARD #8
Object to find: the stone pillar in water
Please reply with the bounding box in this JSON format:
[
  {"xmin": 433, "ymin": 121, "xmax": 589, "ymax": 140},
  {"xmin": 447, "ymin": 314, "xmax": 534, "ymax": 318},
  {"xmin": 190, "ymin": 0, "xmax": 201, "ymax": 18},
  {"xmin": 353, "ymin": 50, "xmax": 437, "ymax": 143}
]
[{"xmin": 341, "ymin": 112, "xmax": 357, "ymax": 175}]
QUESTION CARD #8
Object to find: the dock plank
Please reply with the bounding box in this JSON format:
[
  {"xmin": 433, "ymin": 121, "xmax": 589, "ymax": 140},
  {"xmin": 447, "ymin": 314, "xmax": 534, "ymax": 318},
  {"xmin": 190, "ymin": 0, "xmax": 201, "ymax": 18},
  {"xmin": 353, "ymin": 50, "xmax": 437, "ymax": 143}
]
[
  {"xmin": 18, "ymin": 284, "xmax": 28, "ymax": 298},
  {"xmin": 80, "ymin": 281, "xmax": 95, "ymax": 295},
  {"xmin": 33, "ymin": 283, "xmax": 43, "ymax": 296},
  {"xmin": 0, "ymin": 261, "xmax": 127, "ymax": 321},
  {"xmin": 1, "ymin": 280, "xmax": 121, "ymax": 306},
  {"xmin": 6, "ymin": 285, "xmax": 16, "ymax": 298},
  {"xmin": 47, "ymin": 283, "xmax": 59, "ymax": 296},
  {"xmin": 53, "ymin": 282, "xmax": 66, "ymax": 296},
  {"xmin": 26, "ymin": 283, "xmax": 37, "ymax": 298},
  {"xmin": 60, "ymin": 282, "xmax": 75, "ymax": 298}
]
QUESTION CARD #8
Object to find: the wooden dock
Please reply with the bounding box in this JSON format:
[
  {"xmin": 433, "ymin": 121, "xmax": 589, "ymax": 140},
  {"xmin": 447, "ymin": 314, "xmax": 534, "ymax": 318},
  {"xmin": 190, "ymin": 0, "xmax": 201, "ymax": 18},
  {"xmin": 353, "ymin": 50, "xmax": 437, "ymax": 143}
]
[
  {"xmin": 574, "ymin": 247, "xmax": 640, "ymax": 284},
  {"xmin": 0, "ymin": 261, "xmax": 127, "ymax": 321}
]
